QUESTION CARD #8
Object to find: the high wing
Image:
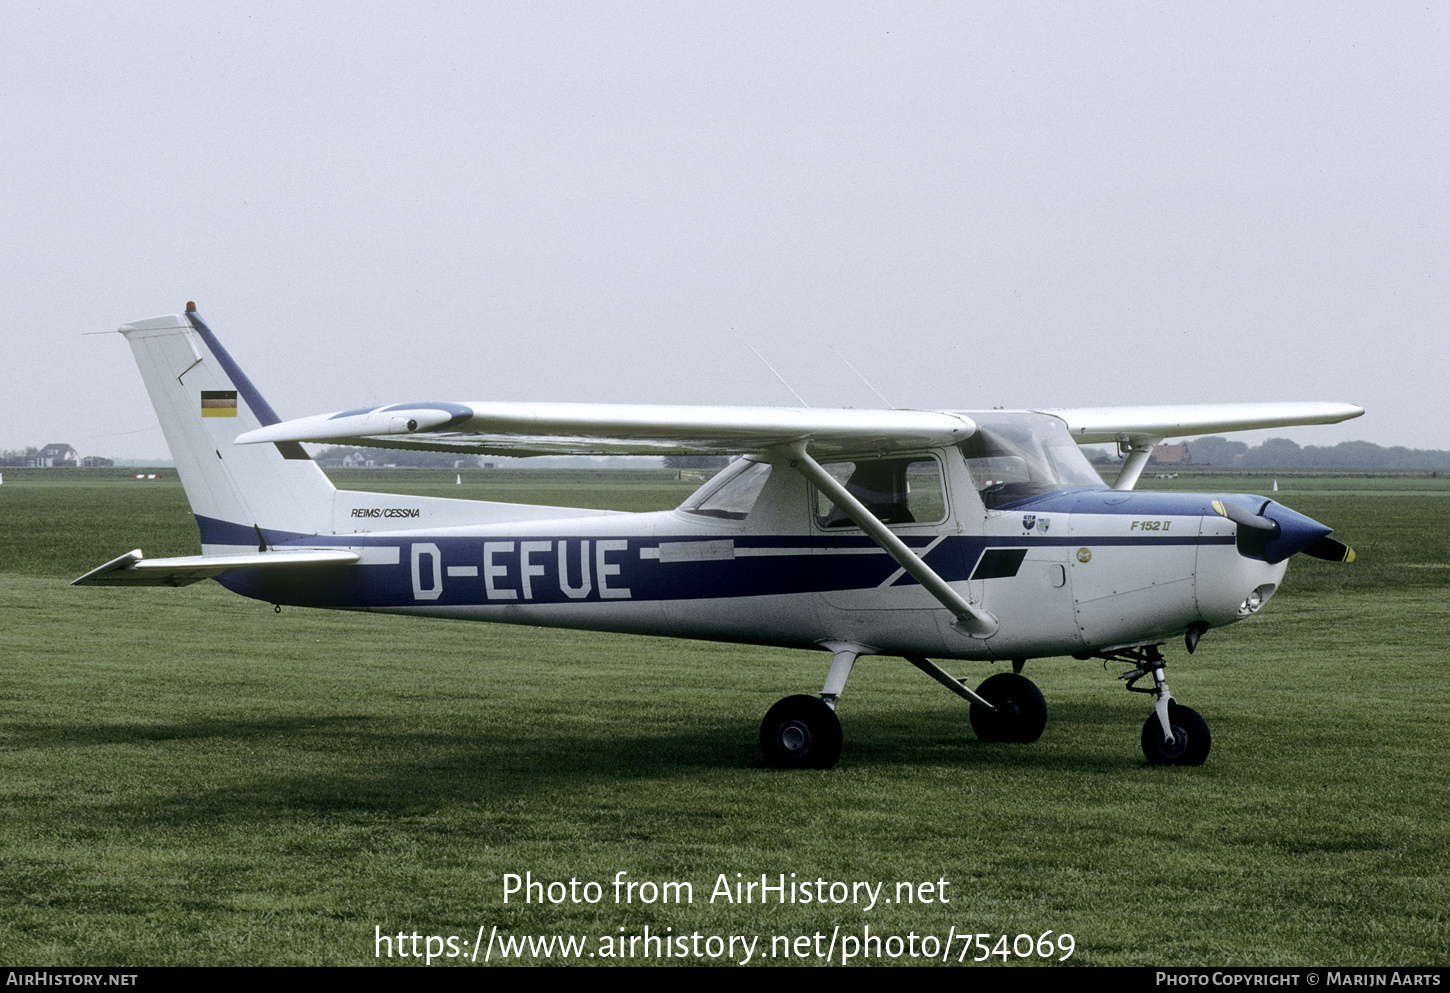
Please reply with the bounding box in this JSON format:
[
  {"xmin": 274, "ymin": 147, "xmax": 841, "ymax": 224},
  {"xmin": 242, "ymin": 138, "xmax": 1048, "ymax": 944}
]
[
  {"xmin": 72, "ymin": 548, "xmax": 361, "ymax": 587},
  {"xmin": 1036, "ymin": 402, "xmax": 1364, "ymax": 445},
  {"xmin": 1034, "ymin": 401, "xmax": 1364, "ymax": 490},
  {"xmin": 236, "ymin": 403, "xmax": 979, "ymax": 457},
  {"xmin": 236, "ymin": 399, "xmax": 1362, "ymax": 461}
]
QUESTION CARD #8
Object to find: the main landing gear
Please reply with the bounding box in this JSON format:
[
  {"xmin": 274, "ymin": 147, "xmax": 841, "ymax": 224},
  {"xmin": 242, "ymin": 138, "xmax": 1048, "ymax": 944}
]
[
  {"xmin": 759, "ymin": 695, "xmax": 842, "ymax": 769},
  {"xmin": 759, "ymin": 644, "xmax": 856, "ymax": 769},
  {"xmin": 759, "ymin": 647, "xmax": 1050, "ymax": 769},
  {"xmin": 1114, "ymin": 645, "xmax": 1211, "ymax": 766},
  {"xmin": 967, "ymin": 671, "xmax": 1047, "ymax": 744}
]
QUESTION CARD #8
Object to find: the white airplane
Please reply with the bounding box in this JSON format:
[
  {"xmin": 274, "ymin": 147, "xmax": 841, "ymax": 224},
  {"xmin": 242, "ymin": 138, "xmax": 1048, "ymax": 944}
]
[{"xmin": 75, "ymin": 307, "xmax": 1361, "ymax": 769}]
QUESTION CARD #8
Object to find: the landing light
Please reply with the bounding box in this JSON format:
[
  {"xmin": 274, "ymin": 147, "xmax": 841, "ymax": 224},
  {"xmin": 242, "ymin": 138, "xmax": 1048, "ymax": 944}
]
[{"xmin": 1238, "ymin": 584, "xmax": 1275, "ymax": 616}]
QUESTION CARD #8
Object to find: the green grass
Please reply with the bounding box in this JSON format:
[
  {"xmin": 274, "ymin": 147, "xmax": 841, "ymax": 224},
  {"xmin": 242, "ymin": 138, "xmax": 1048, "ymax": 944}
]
[{"xmin": 0, "ymin": 469, "xmax": 1446, "ymax": 965}]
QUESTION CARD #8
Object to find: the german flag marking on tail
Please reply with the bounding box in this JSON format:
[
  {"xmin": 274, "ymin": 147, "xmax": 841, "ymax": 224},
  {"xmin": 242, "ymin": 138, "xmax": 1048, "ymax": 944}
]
[{"xmin": 201, "ymin": 390, "xmax": 238, "ymax": 417}]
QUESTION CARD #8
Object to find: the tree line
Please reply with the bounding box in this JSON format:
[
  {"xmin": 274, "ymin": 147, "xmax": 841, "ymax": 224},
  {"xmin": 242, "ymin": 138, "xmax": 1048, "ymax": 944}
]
[{"xmin": 1183, "ymin": 436, "xmax": 1450, "ymax": 470}]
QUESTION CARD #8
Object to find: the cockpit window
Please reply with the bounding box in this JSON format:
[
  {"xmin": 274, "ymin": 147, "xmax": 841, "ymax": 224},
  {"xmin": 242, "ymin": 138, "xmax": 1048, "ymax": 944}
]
[
  {"xmin": 960, "ymin": 413, "xmax": 1107, "ymax": 509},
  {"xmin": 678, "ymin": 459, "xmax": 772, "ymax": 520},
  {"xmin": 813, "ymin": 456, "xmax": 946, "ymax": 528}
]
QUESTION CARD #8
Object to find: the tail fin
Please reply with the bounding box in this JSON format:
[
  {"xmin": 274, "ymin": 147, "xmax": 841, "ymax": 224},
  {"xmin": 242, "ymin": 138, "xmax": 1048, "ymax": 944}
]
[{"xmin": 120, "ymin": 307, "xmax": 336, "ymax": 550}]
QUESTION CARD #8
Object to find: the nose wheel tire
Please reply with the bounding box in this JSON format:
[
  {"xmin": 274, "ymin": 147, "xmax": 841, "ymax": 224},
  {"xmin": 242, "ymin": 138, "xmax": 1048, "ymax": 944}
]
[
  {"xmin": 761, "ymin": 695, "xmax": 843, "ymax": 769},
  {"xmin": 1141, "ymin": 703, "xmax": 1211, "ymax": 766},
  {"xmin": 969, "ymin": 672, "xmax": 1047, "ymax": 743}
]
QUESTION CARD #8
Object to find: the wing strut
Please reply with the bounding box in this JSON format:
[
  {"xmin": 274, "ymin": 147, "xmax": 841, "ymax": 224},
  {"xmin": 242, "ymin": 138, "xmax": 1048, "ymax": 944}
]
[
  {"xmin": 1112, "ymin": 436, "xmax": 1164, "ymax": 491},
  {"xmin": 779, "ymin": 441, "xmax": 999, "ymax": 639},
  {"xmin": 904, "ymin": 655, "xmax": 997, "ymax": 708}
]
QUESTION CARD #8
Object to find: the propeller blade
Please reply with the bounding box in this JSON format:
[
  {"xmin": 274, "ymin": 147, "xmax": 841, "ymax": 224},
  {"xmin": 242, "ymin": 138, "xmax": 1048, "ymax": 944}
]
[
  {"xmin": 1302, "ymin": 536, "xmax": 1356, "ymax": 563},
  {"xmin": 1211, "ymin": 499, "xmax": 1279, "ymax": 534}
]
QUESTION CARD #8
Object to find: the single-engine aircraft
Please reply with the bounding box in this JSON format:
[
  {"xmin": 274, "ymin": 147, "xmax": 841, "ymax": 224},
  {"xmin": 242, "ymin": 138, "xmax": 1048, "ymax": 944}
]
[{"xmin": 75, "ymin": 307, "xmax": 1361, "ymax": 768}]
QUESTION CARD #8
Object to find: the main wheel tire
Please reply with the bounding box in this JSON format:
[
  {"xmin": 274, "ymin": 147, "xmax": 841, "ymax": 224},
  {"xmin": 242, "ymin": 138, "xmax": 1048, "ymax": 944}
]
[
  {"xmin": 969, "ymin": 672, "xmax": 1047, "ymax": 743},
  {"xmin": 1141, "ymin": 703, "xmax": 1211, "ymax": 766},
  {"xmin": 760, "ymin": 695, "xmax": 843, "ymax": 769}
]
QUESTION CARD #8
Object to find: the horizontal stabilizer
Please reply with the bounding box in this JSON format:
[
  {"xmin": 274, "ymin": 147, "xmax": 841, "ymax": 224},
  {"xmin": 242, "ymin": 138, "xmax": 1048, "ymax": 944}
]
[{"xmin": 71, "ymin": 548, "xmax": 361, "ymax": 587}]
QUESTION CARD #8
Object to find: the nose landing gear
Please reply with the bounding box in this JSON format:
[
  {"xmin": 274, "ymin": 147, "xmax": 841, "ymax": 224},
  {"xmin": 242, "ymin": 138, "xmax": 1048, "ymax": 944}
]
[
  {"xmin": 1117, "ymin": 645, "xmax": 1212, "ymax": 766},
  {"xmin": 1140, "ymin": 702, "xmax": 1211, "ymax": 765}
]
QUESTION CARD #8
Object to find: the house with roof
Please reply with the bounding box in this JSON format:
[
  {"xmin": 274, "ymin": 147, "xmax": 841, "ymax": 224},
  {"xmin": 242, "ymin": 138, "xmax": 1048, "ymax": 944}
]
[
  {"xmin": 31, "ymin": 443, "xmax": 78, "ymax": 467},
  {"xmin": 1149, "ymin": 443, "xmax": 1191, "ymax": 465}
]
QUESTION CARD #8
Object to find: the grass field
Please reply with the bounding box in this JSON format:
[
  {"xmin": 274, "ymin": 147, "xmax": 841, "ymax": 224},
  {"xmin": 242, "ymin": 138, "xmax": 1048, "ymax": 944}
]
[{"xmin": 1, "ymin": 468, "xmax": 1446, "ymax": 966}]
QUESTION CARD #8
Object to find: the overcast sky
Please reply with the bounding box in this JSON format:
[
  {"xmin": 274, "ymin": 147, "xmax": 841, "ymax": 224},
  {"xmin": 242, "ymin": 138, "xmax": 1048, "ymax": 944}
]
[{"xmin": 3, "ymin": 2, "xmax": 1445, "ymax": 460}]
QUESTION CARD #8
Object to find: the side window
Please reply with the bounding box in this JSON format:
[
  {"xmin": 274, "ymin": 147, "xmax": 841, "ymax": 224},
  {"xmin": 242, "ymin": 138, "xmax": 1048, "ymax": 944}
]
[
  {"xmin": 678, "ymin": 460, "xmax": 772, "ymax": 520},
  {"xmin": 814, "ymin": 457, "xmax": 946, "ymax": 529}
]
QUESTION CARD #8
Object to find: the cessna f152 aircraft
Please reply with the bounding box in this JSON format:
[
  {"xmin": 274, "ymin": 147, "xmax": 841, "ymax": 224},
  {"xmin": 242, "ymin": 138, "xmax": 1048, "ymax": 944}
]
[{"xmin": 76, "ymin": 307, "xmax": 1361, "ymax": 768}]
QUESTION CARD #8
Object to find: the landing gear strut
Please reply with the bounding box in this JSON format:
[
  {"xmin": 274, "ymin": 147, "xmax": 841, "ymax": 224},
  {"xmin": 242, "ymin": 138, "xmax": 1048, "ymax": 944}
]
[
  {"xmin": 1118, "ymin": 645, "xmax": 1212, "ymax": 766},
  {"xmin": 903, "ymin": 654, "xmax": 1048, "ymax": 744}
]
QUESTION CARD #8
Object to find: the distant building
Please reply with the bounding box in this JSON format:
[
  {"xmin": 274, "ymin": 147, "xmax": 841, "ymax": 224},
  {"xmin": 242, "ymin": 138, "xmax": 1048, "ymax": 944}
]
[
  {"xmin": 32, "ymin": 443, "xmax": 78, "ymax": 467},
  {"xmin": 1149, "ymin": 443, "xmax": 1190, "ymax": 465},
  {"xmin": 317, "ymin": 450, "xmax": 377, "ymax": 468}
]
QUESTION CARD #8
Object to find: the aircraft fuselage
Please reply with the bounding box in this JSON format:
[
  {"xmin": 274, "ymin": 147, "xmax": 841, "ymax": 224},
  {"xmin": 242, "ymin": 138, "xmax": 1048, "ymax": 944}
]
[{"xmin": 212, "ymin": 468, "xmax": 1293, "ymax": 664}]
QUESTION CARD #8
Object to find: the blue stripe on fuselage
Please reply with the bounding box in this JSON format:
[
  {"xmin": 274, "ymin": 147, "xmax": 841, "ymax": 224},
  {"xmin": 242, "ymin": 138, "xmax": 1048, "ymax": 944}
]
[
  {"xmin": 1000, "ymin": 489, "xmax": 1270, "ymax": 518},
  {"xmin": 202, "ymin": 519, "xmax": 1232, "ymax": 610}
]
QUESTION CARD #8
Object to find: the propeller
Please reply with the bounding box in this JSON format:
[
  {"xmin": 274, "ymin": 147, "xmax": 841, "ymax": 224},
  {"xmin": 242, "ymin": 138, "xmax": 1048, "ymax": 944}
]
[{"xmin": 1211, "ymin": 499, "xmax": 1355, "ymax": 564}]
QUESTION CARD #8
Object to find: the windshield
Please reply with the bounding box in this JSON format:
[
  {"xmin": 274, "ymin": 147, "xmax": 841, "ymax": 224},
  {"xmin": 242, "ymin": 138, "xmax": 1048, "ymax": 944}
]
[{"xmin": 960, "ymin": 412, "xmax": 1107, "ymax": 509}]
